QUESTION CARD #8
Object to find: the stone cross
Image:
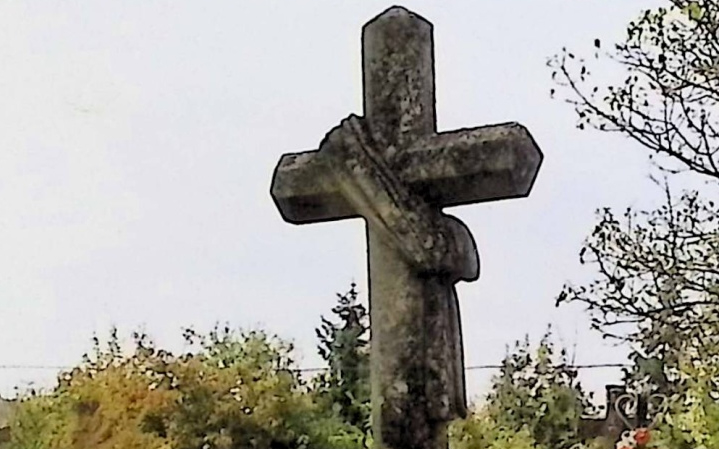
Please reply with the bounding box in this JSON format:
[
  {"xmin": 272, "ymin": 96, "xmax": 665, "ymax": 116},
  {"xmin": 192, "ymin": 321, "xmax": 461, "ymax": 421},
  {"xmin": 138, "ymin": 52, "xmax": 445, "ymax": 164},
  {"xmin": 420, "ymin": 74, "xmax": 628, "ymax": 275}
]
[{"xmin": 270, "ymin": 6, "xmax": 542, "ymax": 449}]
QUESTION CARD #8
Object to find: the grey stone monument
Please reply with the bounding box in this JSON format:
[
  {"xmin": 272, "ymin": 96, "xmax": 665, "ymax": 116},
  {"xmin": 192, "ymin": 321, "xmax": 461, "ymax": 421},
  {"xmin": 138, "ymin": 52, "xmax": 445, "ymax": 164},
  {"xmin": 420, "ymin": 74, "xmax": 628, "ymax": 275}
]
[{"xmin": 270, "ymin": 6, "xmax": 543, "ymax": 449}]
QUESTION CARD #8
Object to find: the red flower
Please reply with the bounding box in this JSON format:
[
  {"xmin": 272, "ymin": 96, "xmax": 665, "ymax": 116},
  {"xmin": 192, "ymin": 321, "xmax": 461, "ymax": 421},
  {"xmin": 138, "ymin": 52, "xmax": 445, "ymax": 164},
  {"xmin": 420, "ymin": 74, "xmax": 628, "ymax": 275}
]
[{"xmin": 634, "ymin": 428, "xmax": 651, "ymax": 446}]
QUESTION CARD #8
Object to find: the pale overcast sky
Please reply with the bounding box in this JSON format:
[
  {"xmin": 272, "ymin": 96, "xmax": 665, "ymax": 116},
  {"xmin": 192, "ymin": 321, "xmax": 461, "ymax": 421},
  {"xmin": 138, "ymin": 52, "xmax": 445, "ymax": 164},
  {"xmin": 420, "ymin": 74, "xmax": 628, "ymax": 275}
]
[{"xmin": 0, "ymin": 0, "xmax": 665, "ymax": 402}]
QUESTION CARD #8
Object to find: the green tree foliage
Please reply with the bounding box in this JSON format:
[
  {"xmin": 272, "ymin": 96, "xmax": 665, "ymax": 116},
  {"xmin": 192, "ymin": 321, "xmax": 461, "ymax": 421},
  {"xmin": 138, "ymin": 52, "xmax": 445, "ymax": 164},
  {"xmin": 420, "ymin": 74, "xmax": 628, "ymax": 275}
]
[
  {"xmin": 314, "ymin": 283, "xmax": 371, "ymax": 440},
  {"xmin": 3, "ymin": 286, "xmax": 606, "ymax": 449},
  {"xmin": 5, "ymin": 327, "xmax": 362, "ymax": 449},
  {"xmin": 557, "ymin": 188, "xmax": 719, "ymax": 395},
  {"xmin": 449, "ymin": 411, "xmax": 542, "ymax": 449},
  {"xmin": 550, "ymin": 0, "xmax": 719, "ymax": 180},
  {"xmin": 450, "ymin": 330, "xmax": 594, "ymax": 449},
  {"xmin": 550, "ymin": 0, "xmax": 719, "ymax": 443},
  {"xmin": 650, "ymin": 351, "xmax": 719, "ymax": 449}
]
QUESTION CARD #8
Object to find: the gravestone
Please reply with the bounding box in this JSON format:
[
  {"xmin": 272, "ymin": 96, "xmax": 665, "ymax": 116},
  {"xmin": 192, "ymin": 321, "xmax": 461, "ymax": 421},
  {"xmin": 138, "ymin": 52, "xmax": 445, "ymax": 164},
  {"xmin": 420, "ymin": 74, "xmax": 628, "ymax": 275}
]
[
  {"xmin": 580, "ymin": 384, "xmax": 658, "ymax": 443},
  {"xmin": 271, "ymin": 6, "xmax": 543, "ymax": 448},
  {"xmin": 579, "ymin": 385, "xmax": 632, "ymax": 442}
]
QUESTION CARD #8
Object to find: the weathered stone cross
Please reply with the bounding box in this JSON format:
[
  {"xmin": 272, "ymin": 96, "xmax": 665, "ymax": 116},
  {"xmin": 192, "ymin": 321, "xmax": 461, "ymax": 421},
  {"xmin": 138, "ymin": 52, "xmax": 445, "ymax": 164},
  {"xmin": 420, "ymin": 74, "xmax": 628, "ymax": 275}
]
[{"xmin": 271, "ymin": 6, "xmax": 542, "ymax": 449}]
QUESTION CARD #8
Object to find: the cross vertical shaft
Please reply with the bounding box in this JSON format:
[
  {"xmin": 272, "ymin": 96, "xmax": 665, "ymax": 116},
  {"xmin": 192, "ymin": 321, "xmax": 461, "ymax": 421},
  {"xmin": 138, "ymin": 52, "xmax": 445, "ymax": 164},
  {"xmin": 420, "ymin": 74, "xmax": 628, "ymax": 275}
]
[
  {"xmin": 361, "ymin": 8, "xmax": 451, "ymax": 449},
  {"xmin": 362, "ymin": 7, "xmax": 436, "ymax": 148}
]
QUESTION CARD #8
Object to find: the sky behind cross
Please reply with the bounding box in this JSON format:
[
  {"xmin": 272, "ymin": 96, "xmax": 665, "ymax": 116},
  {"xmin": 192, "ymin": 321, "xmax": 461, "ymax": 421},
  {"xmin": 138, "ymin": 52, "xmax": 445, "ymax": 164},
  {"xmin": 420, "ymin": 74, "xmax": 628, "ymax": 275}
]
[{"xmin": 0, "ymin": 0, "xmax": 663, "ymax": 401}]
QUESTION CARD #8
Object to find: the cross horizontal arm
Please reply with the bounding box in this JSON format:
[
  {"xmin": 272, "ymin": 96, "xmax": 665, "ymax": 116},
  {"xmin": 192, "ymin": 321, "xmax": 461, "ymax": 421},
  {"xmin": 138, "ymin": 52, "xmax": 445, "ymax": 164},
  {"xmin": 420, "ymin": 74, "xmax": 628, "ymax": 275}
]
[{"xmin": 270, "ymin": 122, "xmax": 543, "ymax": 224}]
